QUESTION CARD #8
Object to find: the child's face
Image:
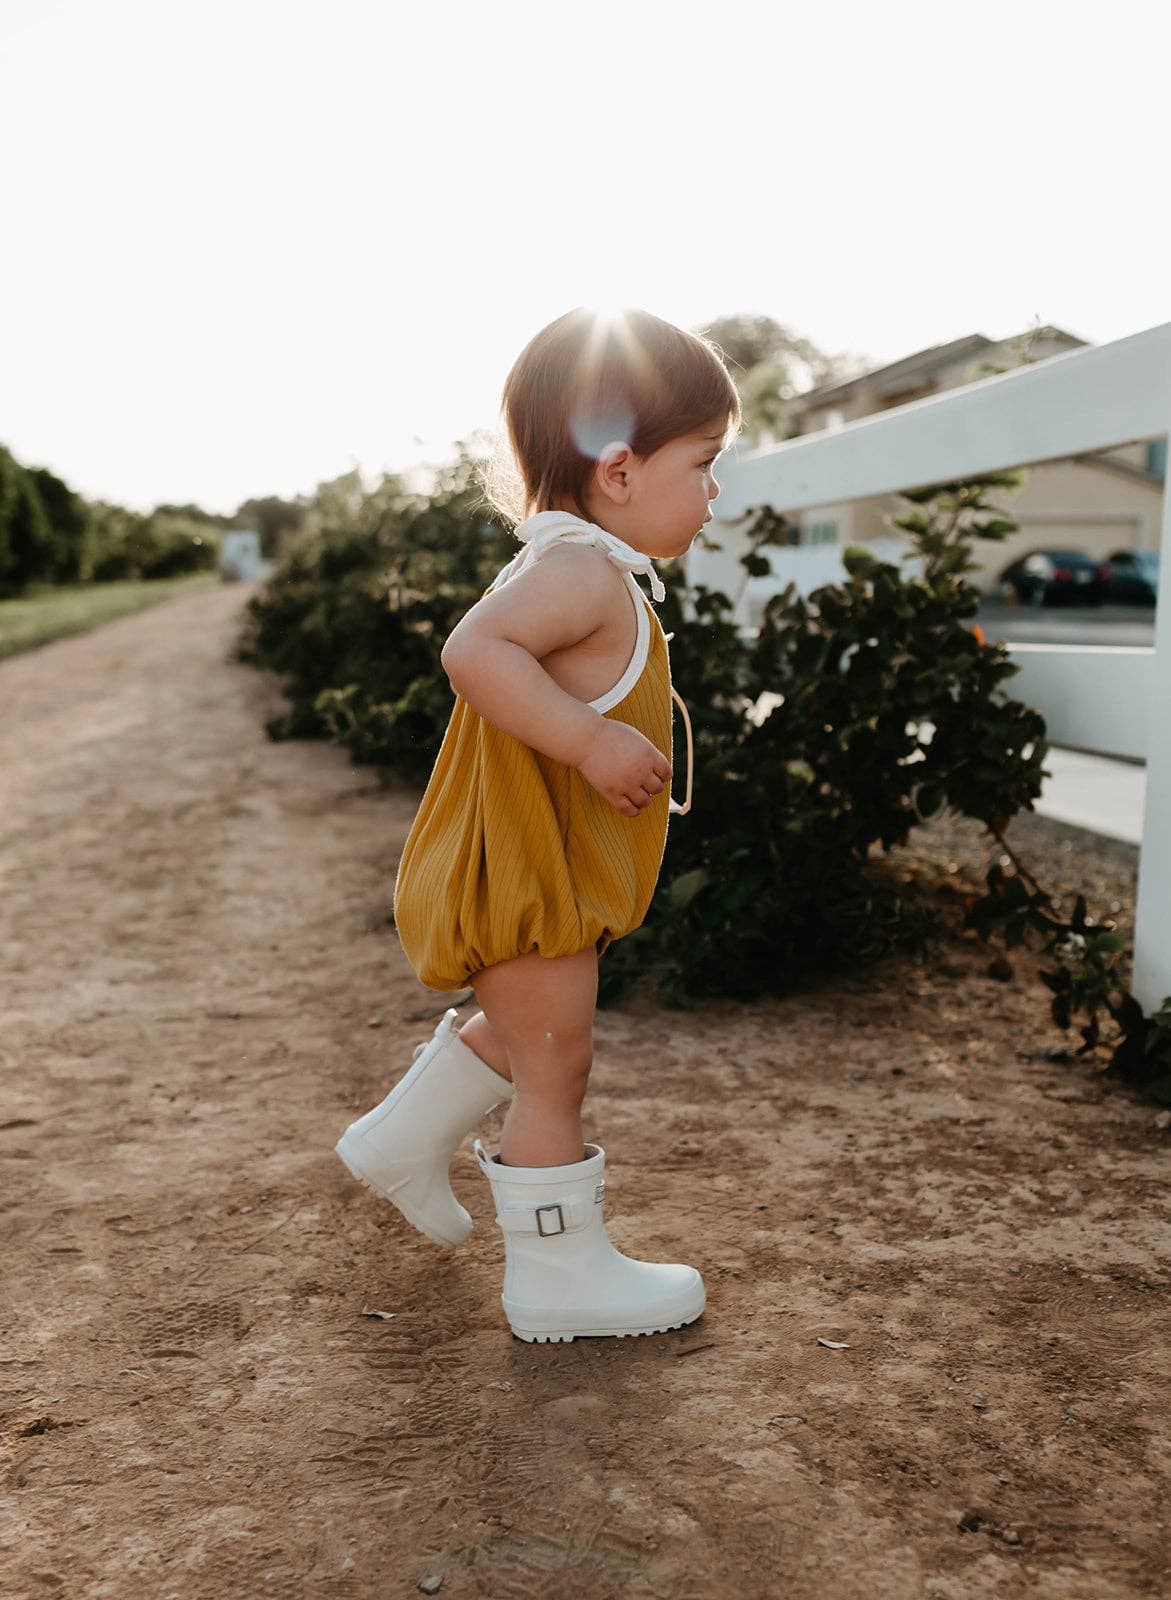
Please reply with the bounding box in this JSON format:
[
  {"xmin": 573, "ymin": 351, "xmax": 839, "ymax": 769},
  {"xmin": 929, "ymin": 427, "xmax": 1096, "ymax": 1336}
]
[{"xmin": 625, "ymin": 423, "xmax": 727, "ymax": 560}]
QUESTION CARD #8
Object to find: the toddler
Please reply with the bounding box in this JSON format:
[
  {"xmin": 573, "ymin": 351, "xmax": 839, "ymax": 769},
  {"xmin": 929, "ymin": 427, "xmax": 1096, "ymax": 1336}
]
[{"xmin": 335, "ymin": 306, "xmax": 741, "ymax": 1342}]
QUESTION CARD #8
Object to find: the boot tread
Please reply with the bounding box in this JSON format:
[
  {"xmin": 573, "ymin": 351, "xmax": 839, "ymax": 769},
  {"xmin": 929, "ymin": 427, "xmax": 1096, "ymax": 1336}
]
[{"xmin": 510, "ymin": 1310, "xmax": 704, "ymax": 1343}]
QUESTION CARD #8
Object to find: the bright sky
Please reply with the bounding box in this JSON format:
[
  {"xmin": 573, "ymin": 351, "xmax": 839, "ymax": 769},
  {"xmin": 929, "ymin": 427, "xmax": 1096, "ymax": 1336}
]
[{"xmin": 2, "ymin": 0, "xmax": 1168, "ymax": 516}]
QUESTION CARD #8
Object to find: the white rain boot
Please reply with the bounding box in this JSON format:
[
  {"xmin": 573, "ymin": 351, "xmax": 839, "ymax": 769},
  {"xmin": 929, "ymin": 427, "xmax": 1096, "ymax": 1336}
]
[
  {"xmin": 473, "ymin": 1137, "xmax": 706, "ymax": 1342},
  {"xmin": 335, "ymin": 1007, "xmax": 515, "ymax": 1247}
]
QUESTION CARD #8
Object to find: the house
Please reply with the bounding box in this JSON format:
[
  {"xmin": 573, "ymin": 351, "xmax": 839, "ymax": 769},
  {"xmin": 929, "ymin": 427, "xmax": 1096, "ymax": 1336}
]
[{"xmin": 688, "ymin": 325, "xmax": 1166, "ymax": 613}]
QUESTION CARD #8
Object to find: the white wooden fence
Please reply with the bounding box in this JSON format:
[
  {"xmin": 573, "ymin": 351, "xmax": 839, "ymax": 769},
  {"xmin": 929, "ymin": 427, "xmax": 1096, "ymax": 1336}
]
[{"xmin": 690, "ymin": 320, "xmax": 1170, "ymax": 1015}]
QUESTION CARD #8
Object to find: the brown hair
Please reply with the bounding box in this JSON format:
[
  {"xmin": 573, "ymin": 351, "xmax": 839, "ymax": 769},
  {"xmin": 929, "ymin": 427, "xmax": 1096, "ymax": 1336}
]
[{"xmin": 481, "ymin": 306, "xmax": 742, "ymax": 529}]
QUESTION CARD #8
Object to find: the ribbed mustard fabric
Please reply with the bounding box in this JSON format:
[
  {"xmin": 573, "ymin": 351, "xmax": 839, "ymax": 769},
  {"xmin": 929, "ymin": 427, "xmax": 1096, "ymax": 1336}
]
[{"xmin": 393, "ymin": 552, "xmax": 674, "ymax": 992}]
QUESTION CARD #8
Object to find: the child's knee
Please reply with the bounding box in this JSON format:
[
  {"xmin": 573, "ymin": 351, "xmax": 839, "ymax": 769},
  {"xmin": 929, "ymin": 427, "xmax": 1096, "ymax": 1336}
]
[
  {"xmin": 511, "ymin": 1036, "xmax": 593, "ymax": 1102},
  {"xmin": 512, "ymin": 1073, "xmax": 590, "ymax": 1115}
]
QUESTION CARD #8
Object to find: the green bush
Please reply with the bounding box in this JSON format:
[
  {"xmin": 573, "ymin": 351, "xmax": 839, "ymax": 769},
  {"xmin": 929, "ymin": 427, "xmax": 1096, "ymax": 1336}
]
[
  {"xmin": 597, "ymin": 473, "xmax": 1048, "ymax": 1006},
  {"xmin": 234, "ymin": 453, "xmax": 515, "ymax": 782},
  {"xmin": 89, "ymin": 504, "xmax": 219, "ymax": 581},
  {"xmin": 138, "ymin": 512, "xmax": 220, "ymax": 578}
]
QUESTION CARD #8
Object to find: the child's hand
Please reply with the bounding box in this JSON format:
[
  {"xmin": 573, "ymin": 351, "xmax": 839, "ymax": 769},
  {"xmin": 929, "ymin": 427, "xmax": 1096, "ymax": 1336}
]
[{"xmin": 575, "ymin": 719, "xmax": 672, "ymax": 817}]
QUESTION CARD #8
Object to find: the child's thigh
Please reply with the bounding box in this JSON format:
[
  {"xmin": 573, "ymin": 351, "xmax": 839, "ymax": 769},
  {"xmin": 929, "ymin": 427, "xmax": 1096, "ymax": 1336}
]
[{"xmin": 469, "ymin": 946, "xmax": 598, "ymax": 1065}]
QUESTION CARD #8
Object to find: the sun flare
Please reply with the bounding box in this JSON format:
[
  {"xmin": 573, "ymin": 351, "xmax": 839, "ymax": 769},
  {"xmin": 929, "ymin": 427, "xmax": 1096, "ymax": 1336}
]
[{"xmin": 584, "ymin": 301, "xmax": 628, "ymax": 325}]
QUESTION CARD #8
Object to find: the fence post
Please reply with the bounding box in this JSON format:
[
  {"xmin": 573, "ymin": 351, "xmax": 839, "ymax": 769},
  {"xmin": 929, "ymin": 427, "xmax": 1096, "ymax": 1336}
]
[{"xmin": 1131, "ymin": 429, "xmax": 1171, "ymax": 1014}]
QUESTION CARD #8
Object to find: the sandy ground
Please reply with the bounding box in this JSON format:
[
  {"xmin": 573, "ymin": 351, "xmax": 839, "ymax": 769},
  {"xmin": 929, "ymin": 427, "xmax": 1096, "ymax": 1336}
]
[{"xmin": 2, "ymin": 580, "xmax": 1169, "ymax": 1600}]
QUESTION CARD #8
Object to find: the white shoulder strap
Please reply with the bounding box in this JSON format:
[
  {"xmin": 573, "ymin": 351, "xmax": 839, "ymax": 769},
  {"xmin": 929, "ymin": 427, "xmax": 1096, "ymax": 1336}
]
[
  {"xmin": 497, "ymin": 510, "xmax": 693, "ymax": 813},
  {"xmin": 508, "ymin": 511, "xmax": 666, "ymax": 603}
]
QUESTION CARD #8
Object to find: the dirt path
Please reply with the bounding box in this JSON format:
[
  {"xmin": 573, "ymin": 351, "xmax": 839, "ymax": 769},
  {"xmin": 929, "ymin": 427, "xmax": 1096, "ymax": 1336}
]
[{"xmin": 2, "ymin": 582, "xmax": 1169, "ymax": 1600}]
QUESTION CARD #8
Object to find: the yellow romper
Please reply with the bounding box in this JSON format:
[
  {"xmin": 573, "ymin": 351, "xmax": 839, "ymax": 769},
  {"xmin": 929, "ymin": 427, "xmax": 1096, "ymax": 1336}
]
[{"xmin": 392, "ymin": 511, "xmax": 694, "ymax": 992}]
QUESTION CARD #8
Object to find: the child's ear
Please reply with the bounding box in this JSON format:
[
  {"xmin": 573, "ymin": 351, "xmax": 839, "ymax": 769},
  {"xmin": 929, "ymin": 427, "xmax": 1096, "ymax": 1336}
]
[{"xmin": 595, "ymin": 441, "xmax": 634, "ymax": 504}]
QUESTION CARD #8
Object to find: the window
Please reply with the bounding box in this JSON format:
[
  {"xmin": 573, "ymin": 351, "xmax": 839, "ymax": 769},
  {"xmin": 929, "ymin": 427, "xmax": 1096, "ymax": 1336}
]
[{"xmin": 801, "ymin": 520, "xmax": 839, "ymax": 546}]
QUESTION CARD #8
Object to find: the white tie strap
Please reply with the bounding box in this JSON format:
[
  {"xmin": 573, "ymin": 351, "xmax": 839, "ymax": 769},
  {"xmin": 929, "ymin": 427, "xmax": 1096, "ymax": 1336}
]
[{"xmin": 510, "ymin": 510, "xmax": 667, "ymax": 603}]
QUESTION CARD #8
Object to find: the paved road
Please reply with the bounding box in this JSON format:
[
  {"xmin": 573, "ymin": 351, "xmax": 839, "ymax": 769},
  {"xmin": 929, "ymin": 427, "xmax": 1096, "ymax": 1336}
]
[
  {"xmin": 1031, "ymin": 745, "xmax": 1146, "ymax": 845},
  {"xmin": 971, "ymin": 599, "xmax": 1157, "ymax": 647}
]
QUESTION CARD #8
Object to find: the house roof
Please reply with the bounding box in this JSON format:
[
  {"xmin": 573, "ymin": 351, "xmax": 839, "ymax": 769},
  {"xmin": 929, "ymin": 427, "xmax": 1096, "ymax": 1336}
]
[{"xmin": 794, "ymin": 325, "xmax": 1087, "ymax": 411}]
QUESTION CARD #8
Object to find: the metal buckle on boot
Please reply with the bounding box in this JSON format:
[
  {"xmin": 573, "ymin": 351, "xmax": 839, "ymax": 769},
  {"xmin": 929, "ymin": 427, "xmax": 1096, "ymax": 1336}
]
[{"xmin": 535, "ymin": 1202, "xmax": 565, "ymax": 1236}]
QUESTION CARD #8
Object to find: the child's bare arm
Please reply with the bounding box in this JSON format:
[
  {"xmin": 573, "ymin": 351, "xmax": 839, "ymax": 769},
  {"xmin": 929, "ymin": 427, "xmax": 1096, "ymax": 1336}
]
[{"xmin": 440, "ymin": 546, "xmax": 671, "ymax": 817}]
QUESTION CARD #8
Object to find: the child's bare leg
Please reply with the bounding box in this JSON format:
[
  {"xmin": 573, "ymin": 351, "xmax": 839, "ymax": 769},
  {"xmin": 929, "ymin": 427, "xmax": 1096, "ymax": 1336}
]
[
  {"xmin": 456, "ymin": 1010, "xmax": 512, "ymax": 1080},
  {"xmin": 469, "ymin": 945, "xmax": 598, "ymax": 1167}
]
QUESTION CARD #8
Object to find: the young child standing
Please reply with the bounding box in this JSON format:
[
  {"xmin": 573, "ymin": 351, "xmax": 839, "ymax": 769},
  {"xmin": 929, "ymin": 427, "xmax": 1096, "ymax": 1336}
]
[{"xmin": 335, "ymin": 306, "xmax": 741, "ymax": 1343}]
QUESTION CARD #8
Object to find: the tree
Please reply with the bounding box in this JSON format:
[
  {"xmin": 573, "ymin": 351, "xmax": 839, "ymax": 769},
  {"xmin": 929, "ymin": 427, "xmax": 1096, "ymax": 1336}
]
[
  {"xmin": 0, "ymin": 446, "xmax": 59, "ymax": 596},
  {"xmin": 151, "ymin": 502, "xmax": 229, "ymax": 526},
  {"xmin": 694, "ymin": 313, "xmax": 872, "ymax": 447},
  {"xmin": 28, "ymin": 464, "xmax": 93, "ymax": 582}
]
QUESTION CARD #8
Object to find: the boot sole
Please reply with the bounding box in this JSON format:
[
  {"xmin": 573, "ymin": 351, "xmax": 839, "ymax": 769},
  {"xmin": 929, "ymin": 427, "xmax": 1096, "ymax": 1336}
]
[
  {"xmin": 334, "ymin": 1134, "xmax": 469, "ymax": 1249},
  {"xmin": 506, "ymin": 1305, "xmax": 706, "ymax": 1343},
  {"xmin": 505, "ymin": 1292, "xmax": 703, "ymax": 1344}
]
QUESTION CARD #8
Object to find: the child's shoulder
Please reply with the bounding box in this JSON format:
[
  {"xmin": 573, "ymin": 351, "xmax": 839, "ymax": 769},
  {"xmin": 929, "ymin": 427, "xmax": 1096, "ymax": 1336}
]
[
  {"xmin": 531, "ymin": 539, "xmax": 626, "ymax": 579},
  {"xmin": 491, "ymin": 535, "xmax": 612, "ymax": 577},
  {"xmin": 480, "ymin": 540, "xmax": 632, "ymax": 633},
  {"xmin": 526, "ymin": 542, "xmax": 634, "ymax": 615}
]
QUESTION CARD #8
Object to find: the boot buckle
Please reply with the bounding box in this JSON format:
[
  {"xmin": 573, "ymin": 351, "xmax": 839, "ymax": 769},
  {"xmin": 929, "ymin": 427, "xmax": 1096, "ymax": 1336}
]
[{"xmin": 535, "ymin": 1202, "xmax": 565, "ymax": 1237}]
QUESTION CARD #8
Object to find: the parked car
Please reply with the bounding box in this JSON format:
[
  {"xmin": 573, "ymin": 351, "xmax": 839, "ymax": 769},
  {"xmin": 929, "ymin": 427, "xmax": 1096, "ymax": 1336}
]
[
  {"xmin": 1099, "ymin": 548, "xmax": 1160, "ymax": 606},
  {"xmin": 995, "ymin": 548, "xmax": 1105, "ymax": 607}
]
